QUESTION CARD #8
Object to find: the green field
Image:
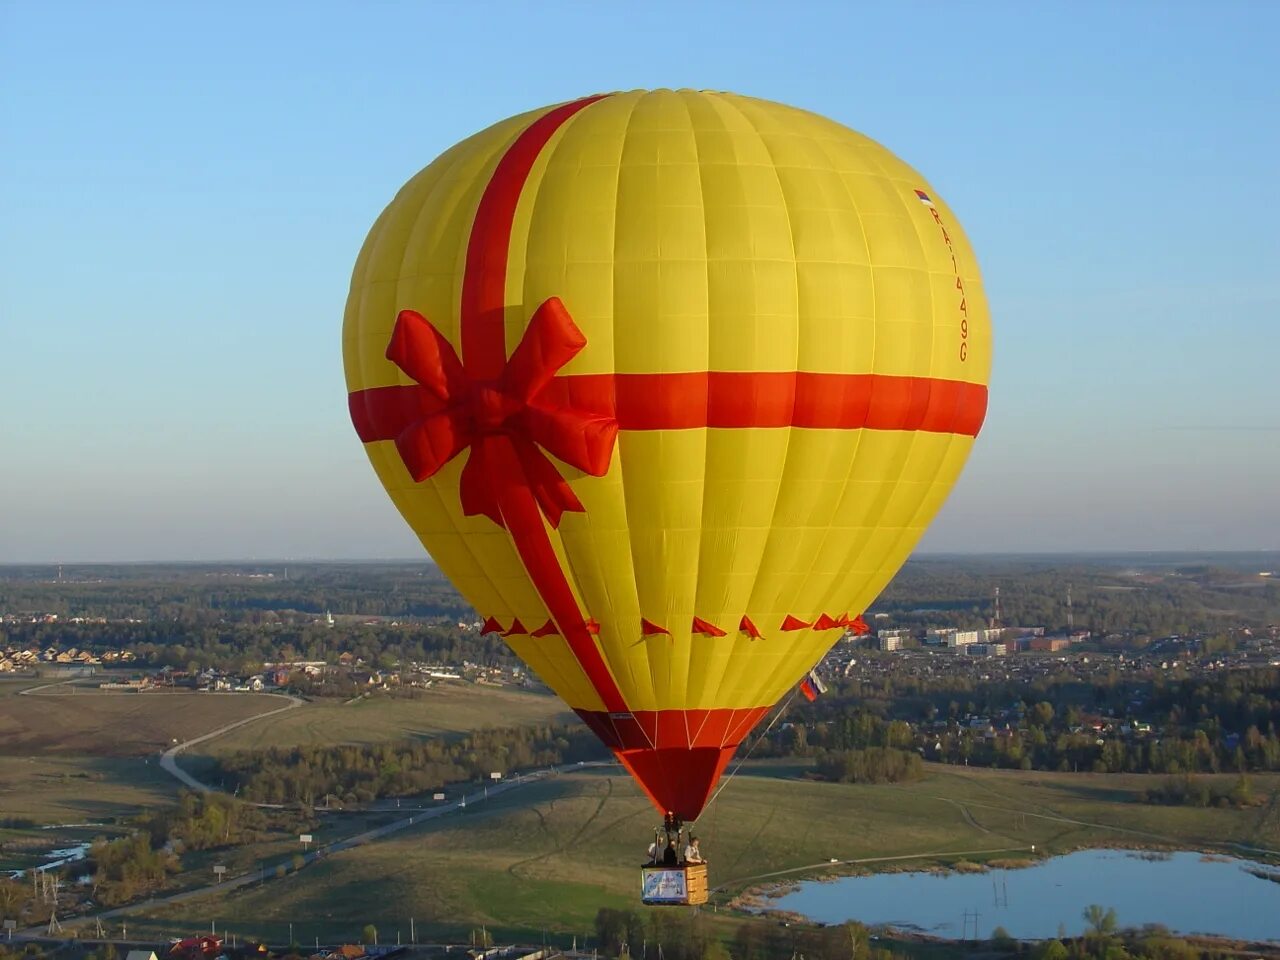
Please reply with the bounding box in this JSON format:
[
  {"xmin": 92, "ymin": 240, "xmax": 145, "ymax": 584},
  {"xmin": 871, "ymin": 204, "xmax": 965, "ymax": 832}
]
[
  {"xmin": 196, "ymin": 685, "xmax": 573, "ymax": 756},
  {"xmin": 0, "ymin": 683, "xmax": 570, "ymax": 879},
  {"xmin": 0, "ymin": 756, "xmax": 178, "ymax": 873},
  {"xmin": 127, "ymin": 763, "xmax": 1280, "ymax": 945},
  {"xmin": 0, "ymin": 683, "xmax": 570, "ymax": 817},
  {"xmin": 10, "ymin": 674, "xmax": 1280, "ymax": 945}
]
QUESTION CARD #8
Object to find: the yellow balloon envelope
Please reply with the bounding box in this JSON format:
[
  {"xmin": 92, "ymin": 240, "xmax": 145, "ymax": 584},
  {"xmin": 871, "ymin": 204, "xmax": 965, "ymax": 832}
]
[{"xmin": 343, "ymin": 90, "xmax": 991, "ymax": 818}]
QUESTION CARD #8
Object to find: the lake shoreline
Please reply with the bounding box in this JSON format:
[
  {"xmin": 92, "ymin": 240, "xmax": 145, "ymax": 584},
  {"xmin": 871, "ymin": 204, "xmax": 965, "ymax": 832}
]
[
  {"xmin": 729, "ymin": 834, "xmax": 1280, "ymax": 905},
  {"xmin": 727, "ymin": 846, "xmax": 1280, "ymax": 946}
]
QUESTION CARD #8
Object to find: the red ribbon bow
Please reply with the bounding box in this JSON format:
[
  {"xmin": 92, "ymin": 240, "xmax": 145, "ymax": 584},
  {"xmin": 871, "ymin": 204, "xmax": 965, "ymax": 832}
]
[{"xmin": 385, "ymin": 297, "xmax": 618, "ymax": 528}]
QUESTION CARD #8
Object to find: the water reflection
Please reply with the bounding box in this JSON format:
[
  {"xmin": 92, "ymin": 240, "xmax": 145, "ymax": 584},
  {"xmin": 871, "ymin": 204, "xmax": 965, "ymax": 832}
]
[{"xmin": 772, "ymin": 850, "xmax": 1280, "ymax": 942}]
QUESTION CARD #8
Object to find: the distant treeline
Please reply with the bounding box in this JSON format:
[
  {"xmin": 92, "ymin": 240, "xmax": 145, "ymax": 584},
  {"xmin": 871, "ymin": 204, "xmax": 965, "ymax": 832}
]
[
  {"xmin": 786, "ymin": 668, "xmax": 1280, "ymax": 776},
  {"xmin": 4, "ymin": 560, "xmax": 1278, "ymax": 668},
  {"xmin": 876, "ymin": 558, "xmax": 1279, "ymax": 635},
  {"xmin": 1, "ymin": 619, "xmax": 514, "ymax": 674},
  {"xmin": 216, "ymin": 724, "xmax": 608, "ymax": 804},
  {"xmin": 595, "ymin": 909, "xmax": 888, "ymax": 960},
  {"xmin": 822, "ymin": 663, "xmax": 1280, "ymax": 741},
  {"xmin": 0, "ymin": 562, "xmax": 472, "ymax": 622}
]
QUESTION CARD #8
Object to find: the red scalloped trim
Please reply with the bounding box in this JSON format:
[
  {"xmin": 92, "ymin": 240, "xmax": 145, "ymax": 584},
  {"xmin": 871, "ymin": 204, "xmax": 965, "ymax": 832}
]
[{"xmin": 691, "ymin": 616, "xmax": 727, "ymax": 637}]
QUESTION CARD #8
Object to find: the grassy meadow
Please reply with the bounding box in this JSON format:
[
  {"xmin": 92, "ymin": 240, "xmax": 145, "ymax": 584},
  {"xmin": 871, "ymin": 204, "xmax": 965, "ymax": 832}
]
[
  {"xmin": 8, "ymin": 672, "xmax": 1279, "ymax": 945},
  {"xmin": 0, "ymin": 681, "xmax": 570, "ymax": 874},
  {"xmin": 197, "ymin": 684, "xmax": 573, "ymax": 756},
  {"xmin": 126, "ymin": 763, "xmax": 1280, "ymax": 945},
  {"xmin": 0, "ymin": 682, "xmax": 286, "ymax": 757}
]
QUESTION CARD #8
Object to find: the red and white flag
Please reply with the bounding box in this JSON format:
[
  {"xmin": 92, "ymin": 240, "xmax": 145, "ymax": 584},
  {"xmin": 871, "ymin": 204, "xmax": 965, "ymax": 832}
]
[{"xmin": 799, "ymin": 669, "xmax": 827, "ymax": 702}]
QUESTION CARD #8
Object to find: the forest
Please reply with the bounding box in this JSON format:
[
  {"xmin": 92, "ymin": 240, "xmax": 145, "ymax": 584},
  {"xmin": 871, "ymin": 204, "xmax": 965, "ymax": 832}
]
[
  {"xmin": 3, "ymin": 555, "xmax": 1278, "ymax": 670},
  {"xmin": 215, "ymin": 723, "xmax": 608, "ymax": 804},
  {"xmin": 775, "ymin": 667, "xmax": 1280, "ymax": 782},
  {"xmin": 591, "ymin": 905, "xmax": 1232, "ymax": 960}
]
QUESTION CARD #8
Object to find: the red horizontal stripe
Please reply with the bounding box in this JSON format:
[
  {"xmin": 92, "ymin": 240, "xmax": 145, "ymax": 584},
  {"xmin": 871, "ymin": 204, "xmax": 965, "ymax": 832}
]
[
  {"xmin": 350, "ymin": 371, "xmax": 987, "ymax": 442},
  {"xmin": 576, "ymin": 705, "xmax": 771, "ymax": 751}
]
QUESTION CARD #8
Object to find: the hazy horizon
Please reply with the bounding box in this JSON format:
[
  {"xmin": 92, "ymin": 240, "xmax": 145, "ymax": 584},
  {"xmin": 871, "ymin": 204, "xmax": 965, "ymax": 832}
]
[
  {"xmin": 3, "ymin": 549, "xmax": 1277, "ymax": 569},
  {"xmin": 3, "ymin": 3, "xmax": 1276, "ymax": 562}
]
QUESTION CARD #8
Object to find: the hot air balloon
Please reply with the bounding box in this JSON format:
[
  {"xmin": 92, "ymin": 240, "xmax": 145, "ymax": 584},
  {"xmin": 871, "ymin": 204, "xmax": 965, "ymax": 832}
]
[{"xmin": 343, "ymin": 90, "xmax": 990, "ymax": 881}]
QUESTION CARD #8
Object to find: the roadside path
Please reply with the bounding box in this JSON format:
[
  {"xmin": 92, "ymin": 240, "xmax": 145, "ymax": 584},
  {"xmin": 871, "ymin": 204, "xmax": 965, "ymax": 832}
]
[
  {"xmin": 18, "ymin": 678, "xmax": 304, "ymax": 797},
  {"xmin": 921, "ymin": 770, "xmax": 1280, "ymax": 858},
  {"xmin": 939, "ymin": 798, "xmax": 990, "ymax": 834},
  {"xmin": 19, "ymin": 761, "xmax": 614, "ymax": 938},
  {"xmin": 16, "ymin": 678, "xmax": 80, "ymax": 696},
  {"xmin": 158, "ymin": 694, "xmax": 303, "ymax": 794}
]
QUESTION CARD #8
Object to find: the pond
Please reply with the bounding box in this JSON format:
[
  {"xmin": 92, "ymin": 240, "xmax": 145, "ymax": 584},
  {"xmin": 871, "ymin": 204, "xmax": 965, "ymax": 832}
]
[{"xmin": 770, "ymin": 850, "xmax": 1280, "ymax": 942}]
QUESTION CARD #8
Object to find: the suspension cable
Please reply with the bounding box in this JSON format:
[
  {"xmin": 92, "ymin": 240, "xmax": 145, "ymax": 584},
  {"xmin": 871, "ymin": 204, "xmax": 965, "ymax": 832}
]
[{"xmin": 704, "ymin": 687, "xmax": 802, "ymax": 848}]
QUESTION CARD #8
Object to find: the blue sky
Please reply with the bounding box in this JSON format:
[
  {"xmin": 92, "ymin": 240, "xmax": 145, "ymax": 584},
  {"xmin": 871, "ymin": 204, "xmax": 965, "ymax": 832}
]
[{"xmin": 2, "ymin": 2, "xmax": 1276, "ymax": 562}]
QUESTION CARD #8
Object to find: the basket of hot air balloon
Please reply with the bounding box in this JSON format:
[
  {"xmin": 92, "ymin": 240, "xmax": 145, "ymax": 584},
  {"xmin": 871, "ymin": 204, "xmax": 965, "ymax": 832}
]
[{"xmin": 344, "ymin": 90, "xmax": 990, "ymax": 900}]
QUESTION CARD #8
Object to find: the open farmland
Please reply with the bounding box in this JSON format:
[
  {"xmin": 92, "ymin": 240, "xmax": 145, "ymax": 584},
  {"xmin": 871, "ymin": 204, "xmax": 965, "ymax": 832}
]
[
  {"xmin": 0, "ymin": 682, "xmax": 288, "ymax": 756},
  {"xmin": 195, "ymin": 684, "xmax": 574, "ymax": 756}
]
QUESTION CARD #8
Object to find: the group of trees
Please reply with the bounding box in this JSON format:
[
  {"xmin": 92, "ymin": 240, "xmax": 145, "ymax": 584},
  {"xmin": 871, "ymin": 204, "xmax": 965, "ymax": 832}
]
[
  {"xmin": 0, "ymin": 561, "xmax": 505, "ymax": 673},
  {"xmin": 590, "ymin": 905, "xmax": 1238, "ymax": 960},
  {"xmin": 87, "ymin": 832, "xmax": 179, "ymax": 905},
  {"xmin": 6, "ymin": 558, "xmax": 1277, "ymax": 677},
  {"xmin": 754, "ymin": 711, "xmax": 923, "ymax": 784},
  {"xmin": 136, "ymin": 790, "xmax": 281, "ymax": 851},
  {"xmin": 1018, "ymin": 905, "xmax": 1225, "ymax": 960},
  {"xmin": 812, "ymin": 746, "xmax": 924, "ymax": 784},
  {"xmin": 1, "ymin": 792, "xmax": 308, "ymax": 914},
  {"xmin": 783, "ymin": 664, "xmax": 1280, "ymax": 778},
  {"xmin": 876, "ymin": 557, "xmax": 1279, "ymax": 637},
  {"xmin": 2, "ymin": 618, "xmax": 514, "ymax": 676},
  {"xmin": 85, "ymin": 791, "xmax": 297, "ymax": 905},
  {"xmin": 1139, "ymin": 773, "xmax": 1257, "ymax": 808},
  {"xmin": 593, "ymin": 910, "xmax": 891, "ymax": 960},
  {"xmin": 217, "ymin": 724, "xmax": 607, "ymax": 804},
  {"xmin": 0, "ymin": 562, "xmax": 470, "ymax": 621}
]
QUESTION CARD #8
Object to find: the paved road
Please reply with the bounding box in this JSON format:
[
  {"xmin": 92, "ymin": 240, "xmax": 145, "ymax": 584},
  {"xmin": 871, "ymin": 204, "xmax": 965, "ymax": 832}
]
[
  {"xmin": 158, "ymin": 693, "xmax": 303, "ymax": 794},
  {"xmin": 19, "ymin": 761, "xmax": 616, "ymax": 938},
  {"xmin": 16, "ymin": 678, "xmax": 80, "ymax": 696},
  {"xmin": 18, "ymin": 678, "xmax": 304, "ymax": 797}
]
